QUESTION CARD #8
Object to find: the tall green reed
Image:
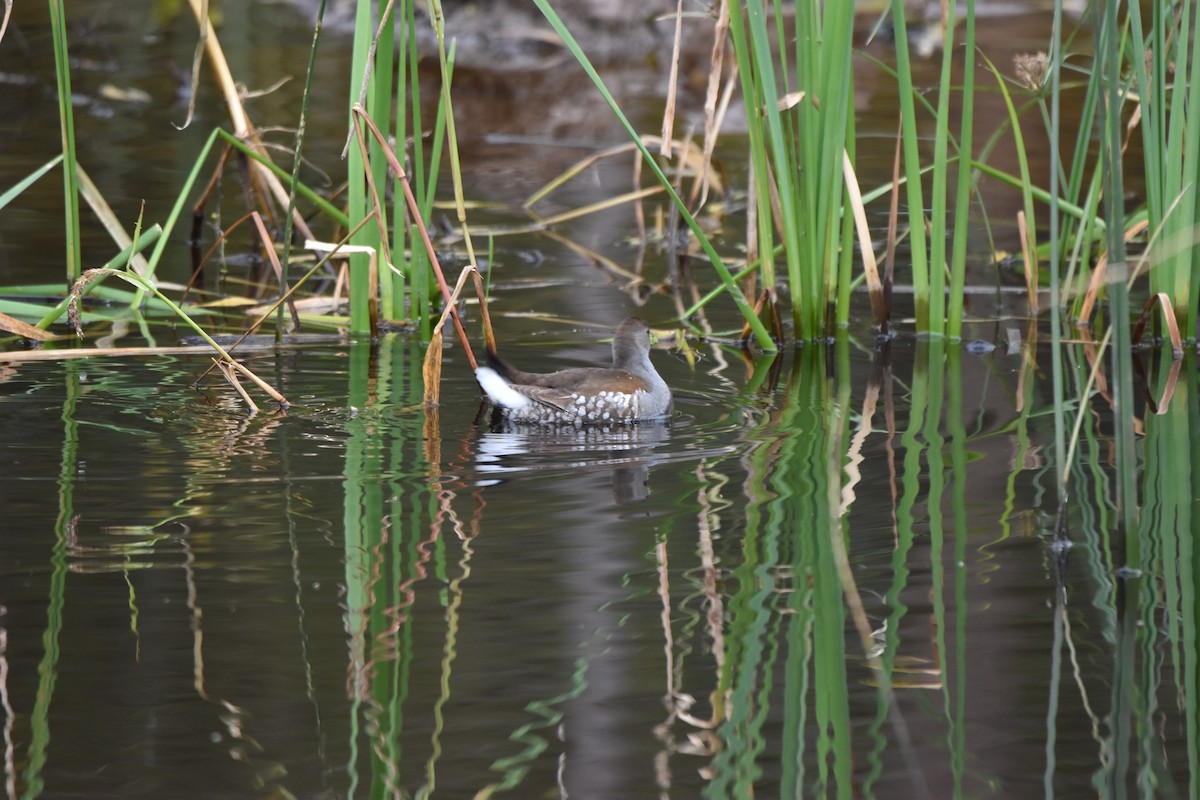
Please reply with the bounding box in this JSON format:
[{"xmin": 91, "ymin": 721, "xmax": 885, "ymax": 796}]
[
  {"xmin": 346, "ymin": 0, "xmax": 378, "ymax": 336},
  {"xmin": 344, "ymin": 0, "xmax": 450, "ymax": 336},
  {"xmin": 48, "ymin": 0, "xmax": 81, "ymax": 286},
  {"xmin": 1095, "ymin": 0, "xmax": 1139, "ymax": 548},
  {"xmin": 1126, "ymin": 1, "xmax": 1200, "ymax": 336},
  {"xmin": 885, "ymin": 0, "xmax": 977, "ymax": 337},
  {"xmin": 727, "ymin": 1, "xmax": 858, "ymax": 339}
]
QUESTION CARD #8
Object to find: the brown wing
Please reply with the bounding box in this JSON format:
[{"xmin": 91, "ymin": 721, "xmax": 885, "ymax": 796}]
[
  {"xmin": 509, "ymin": 384, "xmax": 576, "ymax": 412},
  {"xmin": 486, "ymin": 349, "xmax": 648, "ymax": 393},
  {"xmin": 523, "ymin": 368, "xmax": 648, "ymax": 393}
]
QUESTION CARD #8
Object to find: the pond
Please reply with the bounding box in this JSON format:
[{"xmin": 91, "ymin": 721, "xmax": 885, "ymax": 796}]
[{"xmin": 1, "ymin": 2, "xmax": 1196, "ymax": 799}]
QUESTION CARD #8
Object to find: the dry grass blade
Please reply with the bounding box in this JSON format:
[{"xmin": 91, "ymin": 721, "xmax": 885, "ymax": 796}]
[
  {"xmin": 1129, "ymin": 298, "xmax": 1183, "ymax": 414},
  {"xmin": 1014, "ymin": 319, "xmax": 1036, "ymax": 414},
  {"xmin": 423, "ymin": 265, "xmax": 484, "ymax": 407},
  {"xmin": 698, "ymin": 0, "xmax": 731, "ymax": 207},
  {"xmin": 525, "ymin": 136, "xmax": 722, "ymax": 211},
  {"xmin": 843, "ymin": 151, "xmax": 883, "ymax": 325},
  {"xmin": 1077, "ymin": 253, "xmax": 1107, "ymax": 325},
  {"xmin": 191, "ymin": 216, "xmax": 378, "ymax": 387},
  {"xmin": 540, "ymin": 230, "xmax": 643, "ymax": 283},
  {"xmin": 1149, "ymin": 357, "xmax": 1182, "ymax": 415},
  {"xmin": 471, "ymin": 269, "xmax": 497, "ymax": 355},
  {"xmin": 0, "ymin": 0, "xmax": 11, "ymax": 45},
  {"xmin": 1017, "ymin": 210, "xmax": 1039, "ymax": 314},
  {"xmin": 679, "ymin": 138, "xmax": 725, "ymax": 201},
  {"xmin": 1132, "ymin": 350, "xmax": 1182, "ymax": 415},
  {"xmin": 659, "ymin": 0, "xmax": 685, "ymax": 159},
  {"xmin": 525, "ymin": 141, "xmax": 640, "ymax": 208},
  {"xmin": 528, "ymin": 187, "xmax": 664, "ymax": 228},
  {"xmin": 1077, "ymin": 219, "xmax": 1150, "ymax": 323},
  {"xmin": 0, "ymin": 344, "xmax": 287, "ymax": 362},
  {"xmin": 422, "ymin": 328, "xmax": 444, "ymax": 408},
  {"xmin": 226, "ymin": 358, "xmax": 287, "ymax": 406},
  {"xmin": 1062, "ymin": 325, "xmax": 1114, "ymax": 486},
  {"xmin": 633, "ymin": 148, "xmax": 647, "ymax": 245},
  {"xmin": 350, "ymin": 115, "xmax": 398, "ymax": 279},
  {"xmin": 1078, "ymin": 328, "xmax": 1112, "ymax": 403},
  {"xmin": 68, "ymin": 267, "xmax": 287, "ymax": 410},
  {"xmin": 0, "ymin": 311, "xmax": 57, "ymax": 342},
  {"xmin": 176, "ymin": 0, "xmax": 207, "ymax": 130},
  {"xmin": 347, "ymin": 0, "xmax": 398, "ymax": 129}
]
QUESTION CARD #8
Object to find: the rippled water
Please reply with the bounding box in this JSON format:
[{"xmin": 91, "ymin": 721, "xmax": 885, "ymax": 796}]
[
  {"xmin": 2, "ymin": 1, "xmax": 1196, "ymax": 798},
  {"xmin": 3, "ymin": 332, "xmax": 1195, "ymax": 799}
]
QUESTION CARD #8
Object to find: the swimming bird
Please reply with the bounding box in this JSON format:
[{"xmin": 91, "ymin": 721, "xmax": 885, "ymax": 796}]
[{"xmin": 475, "ymin": 317, "xmax": 673, "ymax": 425}]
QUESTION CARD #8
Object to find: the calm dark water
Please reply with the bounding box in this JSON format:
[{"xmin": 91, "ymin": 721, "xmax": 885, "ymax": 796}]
[
  {"xmin": 1, "ymin": 1, "xmax": 1195, "ymax": 799},
  {"xmin": 3, "ymin": 336, "xmax": 1194, "ymax": 799}
]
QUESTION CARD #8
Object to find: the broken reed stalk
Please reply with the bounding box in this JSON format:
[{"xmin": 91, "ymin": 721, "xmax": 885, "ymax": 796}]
[
  {"xmin": 1129, "ymin": 293, "xmax": 1183, "ymax": 415},
  {"xmin": 1131, "ymin": 293, "xmax": 1184, "ymax": 359},
  {"xmin": 0, "ymin": 344, "xmax": 278, "ymax": 362},
  {"xmin": 216, "ymin": 360, "xmax": 259, "ymax": 413},
  {"xmin": 841, "ymin": 151, "xmax": 883, "ymax": 324},
  {"xmin": 696, "ymin": 0, "xmax": 733, "ymax": 208},
  {"xmin": 68, "ymin": 268, "xmax": 287, "ymax": 408},
  {"xmin": 0, "ymin": 311, "xmax": 56, "ymax": 342},
  {"xmin": 1017, "ymin": 210, "xmax": 1039, "ymax": 314},
  {"xmin": 659, "ymin": 0, "xmax": 684, "ymax": 159},
  {"xmin": 422, "ymin": 265, "xmax": 497, "ymax": 407},
  {"xmin": 1077, "ymin": 219, "xmax": 1149, "ymax": 324}
]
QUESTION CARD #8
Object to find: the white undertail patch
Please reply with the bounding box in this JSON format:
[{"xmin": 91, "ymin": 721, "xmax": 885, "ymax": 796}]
[{"xmin": 476, "ymin": 367, "xmax": 532, "ymax": 409}]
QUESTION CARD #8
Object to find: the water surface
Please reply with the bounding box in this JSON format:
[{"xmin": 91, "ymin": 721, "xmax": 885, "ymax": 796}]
[{"xmin": 1, "ymin": 2, "xmax": 1195, "ymax": 798}]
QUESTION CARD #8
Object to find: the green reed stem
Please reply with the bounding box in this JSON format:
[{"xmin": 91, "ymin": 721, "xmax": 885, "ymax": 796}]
[
  {"xmin": 927, "ymin": 10, "xmax": 959, "ymax": 333},
  {"xmin": 0, "ymin": 155, "xmax": 63, "ymax": 211},
  {"xmin": 887, "ymin": 0, "xmax": 931, "ymax": 331},
  {"xmin": 48, "ymin": 0, "xmax": 80, "ymax": 286},
  {"xmin": 1128, "ymin": 0, "xmax": 1200, "ymax": 335},
  {"xmin": 346, "ymin": 0, "xmax": 375, "ymax": 336},
  {"xmin": 947, "ymin": 0, "xmax": 976, "ymax": 339},
  {"xmin": 1097, "ymin": 0, "xmax": 1138, "ymax": 560},
  {"xmin": 1048, "ymin": 0, "xmax": 1067, "ymax": 494}
]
